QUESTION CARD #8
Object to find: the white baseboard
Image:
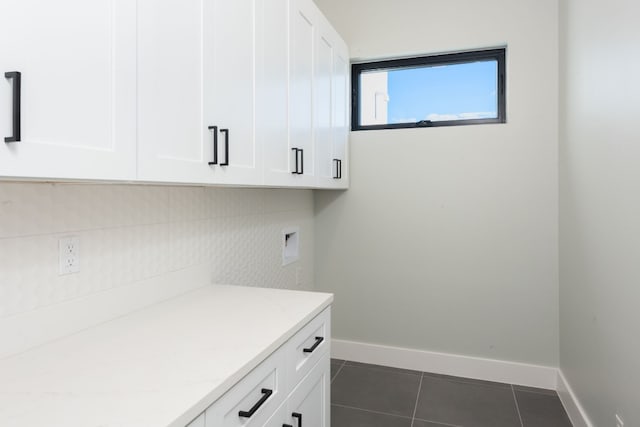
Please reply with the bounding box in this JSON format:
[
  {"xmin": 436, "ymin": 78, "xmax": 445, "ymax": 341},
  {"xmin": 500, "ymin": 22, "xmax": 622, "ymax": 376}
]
[
  {"xmin": 332, "ymin": 338, "xmax": 558, "ymax": 390},
  {"xmin": 0, "ymin": 264, "xmax": 210, "ymax": 359},
  {"xmin": 557, "ymin": 370, "xmax": 594, "ymax": 427}
]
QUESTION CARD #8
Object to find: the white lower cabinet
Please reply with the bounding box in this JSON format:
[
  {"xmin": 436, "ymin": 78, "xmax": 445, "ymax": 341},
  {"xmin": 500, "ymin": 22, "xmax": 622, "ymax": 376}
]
[
  {"xmin": 195, "ymin": 308, "xmax": 331, "ymax": 427},
  {"xmin": 286, "ymin": 357, "xmax": 331, "ymax": 427},
  {"xmin": 204, "ymin": 347, "xmax": 287, "ymax": 427},
  {"xmin": 266, "ymin": 357, "xmax": 330, "ymax": 427}
]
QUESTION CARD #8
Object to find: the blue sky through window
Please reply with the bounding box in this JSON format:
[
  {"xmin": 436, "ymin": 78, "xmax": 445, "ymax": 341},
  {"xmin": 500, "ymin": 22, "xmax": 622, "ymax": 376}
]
[{"xmin": 386, "ymin": 60, "xmax": 498, "ymax": 123}]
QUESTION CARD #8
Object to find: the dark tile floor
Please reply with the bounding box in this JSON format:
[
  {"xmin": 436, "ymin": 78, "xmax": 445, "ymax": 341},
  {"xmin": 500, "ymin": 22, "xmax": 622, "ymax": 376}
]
[{"xmin": 330, "ymin": 359, "xmax": 572, "ymax": 427}]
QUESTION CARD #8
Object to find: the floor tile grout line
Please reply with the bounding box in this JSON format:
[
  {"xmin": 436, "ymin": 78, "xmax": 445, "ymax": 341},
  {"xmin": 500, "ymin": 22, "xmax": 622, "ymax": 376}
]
[
  {"xmin": 422, "ymin": 372, "xmax": 512, "ymax": 389},
  {"xmin": 412, "ymin": 417, "xmax": 463, "ymax": 427},
  {"xmin": 410, "ymin": 372, "xmax": 424, "ymax": 427},
  {"xmin": 330, "ymin": 360, "xmax": 346, "ymax": 383},
  {"xmin": 331, "ymin": 403, "xmax": 413, "ymax": 420},
  {"xmin": 511, "ymin": 384, "xmax": 525, "ymax": 427}
]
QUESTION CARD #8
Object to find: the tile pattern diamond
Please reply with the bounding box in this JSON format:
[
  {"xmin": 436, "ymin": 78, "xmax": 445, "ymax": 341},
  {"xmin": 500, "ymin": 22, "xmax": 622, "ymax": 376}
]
[{"xmin": 0, "ymin": 183, "xmax": 314, "ymax": 318}]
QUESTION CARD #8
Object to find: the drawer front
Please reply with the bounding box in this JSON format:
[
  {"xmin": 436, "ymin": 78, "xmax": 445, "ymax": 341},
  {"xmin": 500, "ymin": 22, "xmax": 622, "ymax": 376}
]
[
  {"xmin": 205, "ymin": 348, "xmax": 287, "ymax": 427},
  {"xmin": 286, "ymin": 307, "xmax": 331, "ymax": 389},
  {"xmin": 285, "ymin": 355, "xmax": 330, "ymax": 427},
  {"xmin": 262, "ymin": 399, "xmax": 289, "ymax": 427}
]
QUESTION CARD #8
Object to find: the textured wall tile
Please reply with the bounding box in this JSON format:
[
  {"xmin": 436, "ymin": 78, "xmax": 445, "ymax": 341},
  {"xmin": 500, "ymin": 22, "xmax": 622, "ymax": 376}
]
[
  {"xmin": 0, "ymin": 235, "xmax": 57, "ymax": 317},
  {"xmin": 0, "ymin": 183, "xmax": 55, "ymax": 238},
  {"xmin": 263, "ymin": 189, "xmax": 314, "ymax": 214},
  {"xmin": 0, "ymin": 182, "xmax": 314, "ymax": 320},
  {"xmin": 52, "ymin": 184, "xmax": 169, "ymax": 232},
  {"xmin": 169, "ymin": 220, "xmax": 210, "ymax": 272},
  {"xmin": 208, "ymin": 187, "xmax": 265, "ymax": 218},
  {"xmin": 168, "ymin": 186, "xmax": 208, "ymax": 222}
]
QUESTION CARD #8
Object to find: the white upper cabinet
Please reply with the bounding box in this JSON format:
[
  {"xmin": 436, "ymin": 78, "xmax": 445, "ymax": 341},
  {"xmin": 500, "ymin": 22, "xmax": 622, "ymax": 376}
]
[
  {"xmin": 288, "ymin": 0, "xmax": 317, "ymax": 187},
  {"xmin": 315, "ymin": 16, "xmax": 349, "ymax": 189},
  {"xmin": 331, "ymin": 47, "xmax": 350, "ymax": 188},
  {"xmin": 0, "ymin": 0, "xmax": 136, "ymax": 180},
  {"xmin": 260, "ymin": 0, "xmax": 293, "ymax": 187},
  {"xmin": 138, "ymin": 0, "xmax": 261, "ymax": 185},
  {"xmin": 1, "ymin": 0, "xmax": 348, "ymax": 187},
  {"xmin": 206, "ymin": 0, "xmax": 262, "ymax": 185},
  {"xmin": 265, "ymin": 0, "xmax": 350, "ymax": 189},
  {"xmin": 137, "ymin": 0, "xmax": 210, "ymax": 184}
]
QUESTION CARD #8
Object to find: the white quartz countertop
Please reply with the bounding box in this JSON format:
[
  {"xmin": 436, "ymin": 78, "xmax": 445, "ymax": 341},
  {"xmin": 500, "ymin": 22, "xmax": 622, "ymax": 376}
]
[{"xmin": 0, "ymin": 285, "xmax": 333, "ymax": 427}]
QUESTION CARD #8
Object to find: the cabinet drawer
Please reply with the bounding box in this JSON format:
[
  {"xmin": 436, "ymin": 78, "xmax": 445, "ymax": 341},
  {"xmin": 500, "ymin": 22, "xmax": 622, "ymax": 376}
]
[
  {"xmin": 285, "ymin": 307, "xmax": 331, "ymax": 389},
  {"xmin": 205, "ymin": 348, "xmax": 287, "ymax": 427},
  {"xmin": 287, "ymin": 355, "xmax": 330, "ymax": 427}
]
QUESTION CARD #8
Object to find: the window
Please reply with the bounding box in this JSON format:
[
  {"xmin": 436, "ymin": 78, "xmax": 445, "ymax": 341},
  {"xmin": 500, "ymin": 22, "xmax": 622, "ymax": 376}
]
[{"xmin": 351, "ymin": 48, "xmax": 506, "ymax": 131}]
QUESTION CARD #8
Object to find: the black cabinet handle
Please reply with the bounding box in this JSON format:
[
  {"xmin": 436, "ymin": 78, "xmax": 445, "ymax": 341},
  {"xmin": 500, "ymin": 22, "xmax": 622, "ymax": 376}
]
[
  {"xmin": 338, "ymin": 159, "xmax": 342, "ymax": 179},
  {"xmin": 299, "ymin": 148, "xmax": 304, "ymax": 174},
  {"xmin": 220, "ymin": 128, "xmax": 229, "ymax": 166},
  {"xmin": 303, "ymin": 336, "xmax": 324, "ymax": 353},
  {"xmin": 292, "ymin": 412, "xmax": 302, "ymax": 427},
  {"xmin": 208, "ymin": 126, "xmax": 218, "ymax": 165},
  {"xmin": 291, "ymin": 148, "xmax": 299, "ymax": 174},
  {"xmin": 5, "ymin": 71, "xmax": 21, "ymax": 143},
  {"xmin": 238, "ymin": 388, "xmax": 272, "ymax": 418},
  {"xmin": 333, "ymin": 159, "xmax": 340, "ymax": 179}
]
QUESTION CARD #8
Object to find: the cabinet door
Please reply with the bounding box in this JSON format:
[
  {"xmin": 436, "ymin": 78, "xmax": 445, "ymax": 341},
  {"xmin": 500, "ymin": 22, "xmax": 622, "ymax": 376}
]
[
  {"xmin": 261, "ymin": 0, "xmax": 295, "ymax": 187},
  {"xmin": 207, "ymin": 0, "xmax": 262, "ymax": 185},
  {"xmin": 138, "ymin": 0, "xmax": 261, "ymax": 185},
  {"xmin": 313, "ymin": 25, "xmax": 335, "ymax": 187},
  {"xmin": 288, "ymin": 0, "xmax": 317, "ymax": 187},
  {"xmin": 137, "ymin": 0, "xmax": 214, "ymax": 184},
  {"xmin": 262, "ymin": 401, "xmax": 289, "ymax": 427},
  {"xmin": 285, "ymin": 356, "xmax": 330, "ymax": 427},
  {"xmin": 314, "ymin": 19, "xmax": 349, "ymax": 190},
  {"xmin": 330, "ymin": 41, "xmax": 350, "ymax": 189},
  {"xmin": 0, "ymin": 0, "xmax": 136, "ymax": 181}
]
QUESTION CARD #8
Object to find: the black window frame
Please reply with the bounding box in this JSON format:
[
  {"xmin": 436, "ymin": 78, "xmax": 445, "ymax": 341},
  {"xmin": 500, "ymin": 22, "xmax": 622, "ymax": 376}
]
[{"xmin": 351, "ymin": 48, "xmax": 506, "ymax": 131}]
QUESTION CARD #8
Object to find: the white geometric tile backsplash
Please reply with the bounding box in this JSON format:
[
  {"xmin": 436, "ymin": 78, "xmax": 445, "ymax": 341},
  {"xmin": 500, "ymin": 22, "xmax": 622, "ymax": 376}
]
[{"xmin": 0, "ymin": 183, "xmax": 315, "ymax": 319}]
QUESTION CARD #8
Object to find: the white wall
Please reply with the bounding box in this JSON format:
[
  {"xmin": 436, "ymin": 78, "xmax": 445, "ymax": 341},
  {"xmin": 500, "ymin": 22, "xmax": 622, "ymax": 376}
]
[
  {"xmin": 314, "ymin": 0, "xmax": 559, "ymax": 366},
  {"xmin": 0, "ymin": 183, "xmax": 314, "ymax": 357},
  {"xmin": 559, "ymin": 0, "xmax": 640, "ymax": 425}
]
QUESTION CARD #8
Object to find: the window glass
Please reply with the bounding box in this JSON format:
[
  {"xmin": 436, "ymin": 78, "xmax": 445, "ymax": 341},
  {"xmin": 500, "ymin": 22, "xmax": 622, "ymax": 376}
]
[{"xmin": 353, "ymin": 49, "xmax": 506, "ymax": 130}]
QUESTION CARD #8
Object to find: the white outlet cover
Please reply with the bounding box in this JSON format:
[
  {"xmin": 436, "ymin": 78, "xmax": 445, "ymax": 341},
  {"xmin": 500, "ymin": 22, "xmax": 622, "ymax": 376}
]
[{"xmin": 59, "ymin": 236, "xmax": 80, "ymax": 275}]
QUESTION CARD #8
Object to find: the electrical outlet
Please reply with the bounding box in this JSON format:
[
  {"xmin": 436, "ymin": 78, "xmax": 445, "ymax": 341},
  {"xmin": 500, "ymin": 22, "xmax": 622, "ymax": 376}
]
[
  {"xmin": 296, "ymin": 267, "xmax": 303, "ymax": 286},
  {"xmin": 59, "ymin": 236, "xmax": 80, "ymax": 275},
  {"xmin": 616, "ymin": 414, "xmax": 624, "ymax": 427}
]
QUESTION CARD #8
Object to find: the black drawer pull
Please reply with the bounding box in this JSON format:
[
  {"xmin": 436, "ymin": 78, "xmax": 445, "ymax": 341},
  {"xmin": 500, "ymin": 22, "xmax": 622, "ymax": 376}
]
[
  {"xmin": 338, "ymin": 159, "xmax": 342, "ymax": 179},
  {"xmin": 333, "ymin": 159, "xmax": 339, "ymax": 179},
  {"xmin": 293, "ymin": 412, "xmax": 302, "ymax": 426},
  {"xmin": 238, "ymin": 388, "xmax": 272, "ymax": 418},
  {"xmin": 303, "ymin": 336, "xmax": 324, "ymax": 353},
  {"xmin": 208, "ymin": 126, "xmax": 218, "ymax": 165},
  {"xmin": 5, "ymin": 71, "xmax": 21, "ymax": 143},
  {"xmin": 220, "ymin": 128, "xmax": 229, "ymax": 166}
]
